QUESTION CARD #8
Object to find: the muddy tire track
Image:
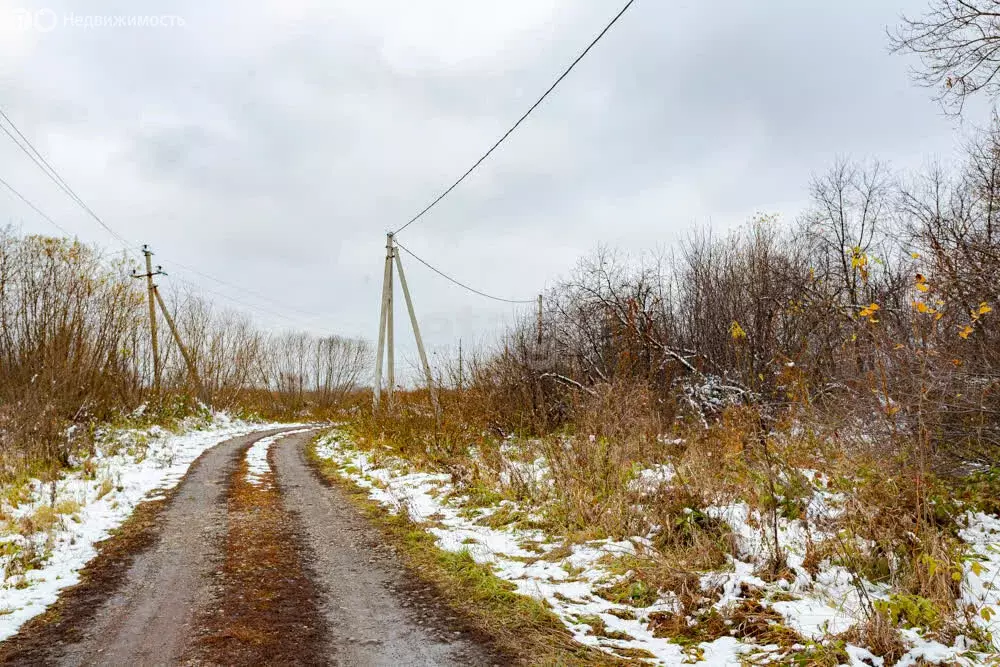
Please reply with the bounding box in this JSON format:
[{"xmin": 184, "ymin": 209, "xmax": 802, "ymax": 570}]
[
  {"xmin": 0, "ymin": 427, "xmax": 297, "ymax": 667},
  {"xmin": 273, "ymin": 432, "xmax": 500, "ymax": 667},
  {"xmin": 184, "ymin": 430, "xmax": 326, "ymax": 666}
]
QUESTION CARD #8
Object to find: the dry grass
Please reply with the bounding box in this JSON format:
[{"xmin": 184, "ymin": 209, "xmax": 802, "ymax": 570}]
[
  {"xmin": 95, "ymin": 477, "xmax": 114, "ymax": 500},
  {"xmin": 17, "ymin": 505, "xmax": 60, "ymax": 536},
  {"xmin": 0, "ymin": 492, "xmax": 174, "ymax": 663},
  {"xmin": 187, "ymin": 454, "xmax": 325, "ymax": 665},
  {"xmin": 840, "ymin": 612, "xmax": 907, "ymax": 664},
  {"xmin": 342, "ymin": 381, "xmax": 1000, "ymax": 663},
  {"xmin": 307, "ymin": 442, "xmax": 623, "ymax": 666}
]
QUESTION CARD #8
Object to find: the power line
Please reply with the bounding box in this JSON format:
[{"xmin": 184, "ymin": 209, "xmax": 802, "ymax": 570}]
[
  {"xmin": 393, "ymin": 0, "xmax": 636, "ymax": 235},
  {"xmin": 161, "ymin": 258, "xmax": 329, "ymax": 320},
  {"xmin": 0, "ymin": 107, "xmax": 136, "ymax": 249},
  {"xmin": 0, "ymin": 109, "xmax": 77, "ymax": 201},
  {"xmin": 395, "ymin": 241, "xmax": 535, "ymax": 304},
  {"xmin": 0, "ymin": 168, "xmax": 325, "ymax": 327},
  {"xmin": 0, "ymin": 173, "xmax": 74, "ymax": 237},
  {"xmin": 171, "ymin": 275, "xmax": 327, "ymax": 328},
  {"xmin": 0, "ymin": 106, "xmax": 327, "ymax": 319}
]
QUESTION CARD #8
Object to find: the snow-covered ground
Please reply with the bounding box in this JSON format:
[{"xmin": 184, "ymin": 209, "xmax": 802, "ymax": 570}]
[
  {"xmin": 960, "ymin": 512, "xmax": 1000, "ymax": 652},
  {"xmin": 0, "ymin": 414, "xmax": 275, "ymax": 642},
  {"xmin": 244, "ymin": 427, "xmax": 316, "ymax": 486},
  {"xmin": 314, "ymin": 431, "xmax": 1000, "ymax": 666}
]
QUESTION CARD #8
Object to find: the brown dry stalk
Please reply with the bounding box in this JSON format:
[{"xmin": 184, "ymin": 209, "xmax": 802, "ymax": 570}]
[{"xmin": 186, "ymin": 450, "xmax": 326, "ymax": 666}]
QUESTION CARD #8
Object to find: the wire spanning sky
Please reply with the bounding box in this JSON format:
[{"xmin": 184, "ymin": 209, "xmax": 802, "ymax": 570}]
[{"xmin": 0, "ymin": 0, "xmax": 986, "ymax": 378}]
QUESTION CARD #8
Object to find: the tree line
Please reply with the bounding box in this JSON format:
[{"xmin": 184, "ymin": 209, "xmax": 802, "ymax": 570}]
[{"xmin": 0, "ymin": 228, "xmax": 369, "ymax": 479}]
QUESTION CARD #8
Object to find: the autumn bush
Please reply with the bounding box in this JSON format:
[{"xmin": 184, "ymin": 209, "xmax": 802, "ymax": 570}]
[
  {"xmin": 347, "ymin": 123, "xmax": 1000, "ymax": 660},
  {"xmin": 0, "ymin": 226, "xmax": 369, "ymax": 483}
]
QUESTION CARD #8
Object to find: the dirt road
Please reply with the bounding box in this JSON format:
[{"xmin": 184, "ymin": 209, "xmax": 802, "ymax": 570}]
[
  {"xmin": 273, "ymin": 431, "xmax": 496, "ymax": 666},
  {"xmin": 53, "ymin": 428, "xmax": 296, "ymax": 666},
  {"xmin": 0, "ymin": 428, "xmax": 499, "ymax": 666}
]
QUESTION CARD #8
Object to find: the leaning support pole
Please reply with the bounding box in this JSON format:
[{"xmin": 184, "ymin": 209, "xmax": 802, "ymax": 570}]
[
  {"xmin": 153, "ymin": 286, "xmax": 206, "ymax": 402},
  {"xmin": 373, "ymin": 234, "xmax": 393, "ymax": 411},
  {"xmin": 394, "ymin": 248, "xmax": 440, "ymax": 417}
]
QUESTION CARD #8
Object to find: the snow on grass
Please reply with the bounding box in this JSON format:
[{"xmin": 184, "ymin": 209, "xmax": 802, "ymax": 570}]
[
  {"xmin": 0, "ymin": 413, "xmax": 276, "ymax": 642},
  {"xmin": 705, "ymin": 499, "xmax": 879, "ymax": 638},
  {"xmin": 316, "ymin": 432, "xmax": 1000, "ymax": 666},
  {"xmin": 959, "ymin": 511, "xmax": 1000, "ymax": 651},
  {"xmin": 316, "ymin": 432, "xmax": 768, "ymax": 665},
  {"xmin": 244, "ymin": 427, "xmax": 316, "ymax": 486}
]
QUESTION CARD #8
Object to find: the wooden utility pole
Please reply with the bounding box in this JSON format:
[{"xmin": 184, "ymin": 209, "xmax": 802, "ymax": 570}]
[
  {"xmin": 132, "ymin": 245, "xmax": 164, "ymax": 393},
  {"xmin": 394, "ymin": 247, "xmax": 439, "ymax": 415},
  {"xmin": 132, "ymin": 245, "xmax": 208, "ymax": 404},
  {"xmin": 152, "ymin": 286, "xmax": 206, "ymax": 401},
  {"xmin": 458, "ymin": 338, "xmax": 463, "ymax": 392},
  {"xmin": 537, "ymin": 294, "xmax": 543, "ymax": 347}
]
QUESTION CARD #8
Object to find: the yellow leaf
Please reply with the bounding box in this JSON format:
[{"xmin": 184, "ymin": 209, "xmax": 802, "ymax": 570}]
[
  {"xmin": 916, "ymin": 283, "xmax": 930, "ymax": 293},
  {"xmin": 911, "ymin": 252, "xmax": 920, "ymax": 259},
  {"xmin": 972, "ymin": 561, "xmax": 985, "ymax": 577},
  {"xmin": 859, "ymin": 303, "xmax": 880, "ymax": 318},
  {"xmin": 978, "ymin": 302, "xmax": 992, "ymax": 315},
  {"xmin": 982, "ymin": 606, "xmax": 995, "ymax": 622},
  {"xmin": 729, "ymin": 321, "xmax": 747, "ymax": 340},
  {"xmin": 959, "ymin": 325, "xmax": 974, "ymax": 340}
]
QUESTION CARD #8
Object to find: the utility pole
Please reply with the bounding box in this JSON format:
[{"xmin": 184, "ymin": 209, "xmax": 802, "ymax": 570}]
[
  {"xmin": 387, "ymin": 238, "xmax": 395, "ymax": 408},
  {"xmin": 372, "ymin": 233, "xmax": 440, "ymax": 417},
  {"xmin": 537, "ymin": 294, "xmax": 543, "ymax": 347},
  {"xmin": 152, "ymin": 285, "xmax": 206, "ymax": 402},
  {"xmin": 373, "ymin": 233, "xmax": 394, "ymax": 410},
  {"xmin": 132, "ymin": 246, "xmax": 207, "ymax": 405},
  {"xmin": 458, "ymin": 338, "xmax": 463, "ymax": 392},
  {"xmin": 132, "ymin": 245, "xmax": 164, "ymax": 393}
]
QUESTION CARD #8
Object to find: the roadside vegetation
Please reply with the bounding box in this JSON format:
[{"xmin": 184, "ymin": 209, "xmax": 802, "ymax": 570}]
[
  {"xmin": 335, "ymin": 108, "xmax": 1000, "ymax": 663},
  {"xmin": 0, "ymin": 225, "xmax": 369, "ymax": 487},
  {"xmin": 4, "ymin": 0, "xmax": 1000, "ymax": 663}
]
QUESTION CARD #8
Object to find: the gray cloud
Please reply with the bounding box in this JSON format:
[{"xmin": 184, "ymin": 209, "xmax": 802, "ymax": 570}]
[{"xmin": 0, "ymin": 0, "xmax": 984, "ymax": 381}]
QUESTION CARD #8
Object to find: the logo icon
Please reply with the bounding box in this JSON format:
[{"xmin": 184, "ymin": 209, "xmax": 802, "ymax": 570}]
[{"xmin": 34, "ymin": 8, "xmax": 57, "ymax": 32}]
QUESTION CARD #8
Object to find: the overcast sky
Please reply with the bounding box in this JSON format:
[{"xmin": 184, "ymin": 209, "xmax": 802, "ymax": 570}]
[{"xmin": 0, "ymin": 0, "xmax": 990, "ymax": 378}]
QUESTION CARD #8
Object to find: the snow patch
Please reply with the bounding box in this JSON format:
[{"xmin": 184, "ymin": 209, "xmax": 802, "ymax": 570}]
[
  {"xmin": 315, "ymin": 432, "xmax": 1000, "ymax": 666},
  {"xmin": 244, "ymin": 427, "xmax": 315, "ymax": 486},
  {"xmin": 315, "ymin": 433, "xmax": 754, "ymax": 665},
  {"xmin": 0, "ymin": 415, "xmax": 279, "ymax": 642}
]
